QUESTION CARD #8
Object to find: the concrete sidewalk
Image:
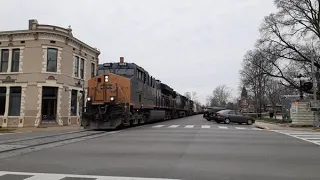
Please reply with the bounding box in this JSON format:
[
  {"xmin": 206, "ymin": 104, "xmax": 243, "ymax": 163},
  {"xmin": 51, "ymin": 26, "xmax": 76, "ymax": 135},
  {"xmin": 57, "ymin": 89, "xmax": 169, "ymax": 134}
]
[
  {"xmin": 0, "ymin": 124, "xmax": 83, "ymax": 133},
  {"xmin": 255, "ymin": 121, "xmax": 320, "ymax": 132}
]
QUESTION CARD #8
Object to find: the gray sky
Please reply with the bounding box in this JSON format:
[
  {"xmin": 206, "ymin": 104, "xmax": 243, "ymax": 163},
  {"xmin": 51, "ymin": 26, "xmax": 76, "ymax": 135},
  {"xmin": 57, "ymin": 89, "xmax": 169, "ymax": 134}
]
[{"xmin": 2, "ymin": 0, "xmax": 276, "ymax": 104}]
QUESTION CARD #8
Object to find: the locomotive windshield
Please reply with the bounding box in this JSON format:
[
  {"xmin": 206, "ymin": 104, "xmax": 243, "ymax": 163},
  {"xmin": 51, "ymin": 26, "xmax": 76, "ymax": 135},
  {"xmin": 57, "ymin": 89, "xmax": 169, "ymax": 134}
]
[
  {"xmin": 97, "ymin": 68, "xmax": 135, "ymax": 78},
  {"xmin": 115, "ymin": 68, "xmax": 135, "ymax": 77}
]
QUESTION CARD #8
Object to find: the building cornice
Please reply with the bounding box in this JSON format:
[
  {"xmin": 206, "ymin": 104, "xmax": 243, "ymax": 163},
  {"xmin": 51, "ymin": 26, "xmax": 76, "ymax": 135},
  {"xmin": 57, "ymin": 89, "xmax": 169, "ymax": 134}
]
[{"xmin": 0, "ymin": 29, "xmax": 100, "ymax": 57}]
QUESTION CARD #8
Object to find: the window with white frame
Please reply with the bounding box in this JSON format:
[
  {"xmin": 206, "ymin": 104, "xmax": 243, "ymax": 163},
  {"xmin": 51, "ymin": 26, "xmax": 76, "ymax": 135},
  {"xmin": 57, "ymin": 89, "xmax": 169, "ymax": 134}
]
[
  {"xmin": 74, "ymin": 56, "xmax": 85, "ymax": 79},
  {"xmin": 47, "ymin": 48, "xmax": 58, "ymax": 72},
  {"xmin": 80, "ymin": 58, "xmax": 84, "ymax": 79},
  {"xmin": 91, "ymin": 63, "xmax": 95, "ymax": 78},
  {"xmin": 0, "ymin": 48, "xmax": 22, "ymax": 73},
  {"xmin": 0, "ymin": 49, "xmax": 9, "ymax": 72},
  {"xmin": 74, "ymin": 56, "xmax": 79, "ymax": 77},
  {"xmin": 11, "ymin": 49, "xmax": 20, "ymax": 72}
]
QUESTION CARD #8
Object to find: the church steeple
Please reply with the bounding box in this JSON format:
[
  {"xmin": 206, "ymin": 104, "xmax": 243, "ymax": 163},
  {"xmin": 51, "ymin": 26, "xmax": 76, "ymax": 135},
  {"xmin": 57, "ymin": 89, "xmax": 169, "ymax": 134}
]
[{"xmin": 241, "ymin": 86, "xmax": 248, "ymax": 98}]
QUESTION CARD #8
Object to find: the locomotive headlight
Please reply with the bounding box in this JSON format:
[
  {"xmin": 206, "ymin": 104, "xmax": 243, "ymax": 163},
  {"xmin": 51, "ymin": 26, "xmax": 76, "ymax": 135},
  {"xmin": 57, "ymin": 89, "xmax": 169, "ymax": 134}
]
[
  {"xmin": 110, "ymin": 97, "xmax": 115, "ymax": 101},
  {"xmin": 104, "ymin": 75, "xmax": 109, "ymax": 82},
  {"xmin": 87, "ymin": 97, "xmax": 91, "ymax": 101}
]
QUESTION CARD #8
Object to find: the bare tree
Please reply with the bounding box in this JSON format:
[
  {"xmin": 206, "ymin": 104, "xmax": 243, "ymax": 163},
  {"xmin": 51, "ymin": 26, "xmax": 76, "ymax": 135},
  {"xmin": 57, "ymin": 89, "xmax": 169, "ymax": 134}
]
[
  {"xmin": 255, "ymin": 0, "xmax": 320, "ymax": 94},
  {"xmin": 207, "ymin": 85, "xmax": 231, "ymax": 107},
  {"xmin": 191, "ymin": 92, "xmax": 197, "ymax": 101},
  {"xmin": 184, "ymin": 92, "xmax": 191, "ymax": 100},
  {"xmin": 240, "ymin": 49, "xmax": 272, "ymax": 112}
]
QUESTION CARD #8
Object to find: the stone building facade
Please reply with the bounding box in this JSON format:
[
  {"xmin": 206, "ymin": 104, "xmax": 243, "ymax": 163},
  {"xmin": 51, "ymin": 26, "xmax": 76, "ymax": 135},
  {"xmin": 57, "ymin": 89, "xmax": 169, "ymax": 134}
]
[{"xmin": 0, "ymin": 20, "xmax": 100, "ymax": 127}]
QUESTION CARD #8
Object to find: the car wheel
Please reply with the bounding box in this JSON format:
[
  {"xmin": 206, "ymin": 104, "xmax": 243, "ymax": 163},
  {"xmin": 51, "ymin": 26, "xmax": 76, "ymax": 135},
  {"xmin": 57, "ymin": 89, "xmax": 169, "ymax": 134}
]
[
  {"xmin": 224, "ymin": 118, "xmax": 230, "ymax": 124},
  {"xmin": 206, "ymin": 119, "xmax": 211, "ymax": 121},
  {"xmin": 247, "ymin": 119, "xmax": 253, "ymax": 125}
]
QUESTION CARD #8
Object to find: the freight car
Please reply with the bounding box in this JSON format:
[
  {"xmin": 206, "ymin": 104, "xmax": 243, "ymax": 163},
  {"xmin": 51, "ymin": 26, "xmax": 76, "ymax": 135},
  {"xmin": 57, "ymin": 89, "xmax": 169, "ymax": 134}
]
[
  {"xmin": 193, "ymin": 103, "xmax": 203, "ymax": 115},
  {"xmin": 81, "ymin": 57, "xmax": 194, "ymax": 129}
]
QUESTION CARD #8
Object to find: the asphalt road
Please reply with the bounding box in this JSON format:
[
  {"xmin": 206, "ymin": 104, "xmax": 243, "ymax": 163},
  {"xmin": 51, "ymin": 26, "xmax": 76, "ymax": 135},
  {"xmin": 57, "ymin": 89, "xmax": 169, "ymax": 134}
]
[{"xmin": 0, "ymin": 115, "xmax": 319, "ymax": 180}]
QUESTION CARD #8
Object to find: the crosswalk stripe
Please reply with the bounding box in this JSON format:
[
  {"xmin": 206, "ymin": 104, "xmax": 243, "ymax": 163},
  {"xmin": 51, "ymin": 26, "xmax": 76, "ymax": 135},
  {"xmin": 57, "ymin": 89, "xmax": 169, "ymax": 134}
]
[
  {"xmin": 272, "ymin": 130, "xmax": 320, "ymax": 146},
  {"xmin": 185, "ymin": 125, "xmax": 195, "ymax": 128},
  {"xmin": 153, "ymin": 125, "xmax": 165, "ymax": 128},
  {"xmin": 168, "ymin": 125, "xmax": 179, "ymax": 128},
  {"xmin": 218, "ymin": 126, "xmax": 228, "ymax": 129},
  {"xmin": 0, "ymin": 171, "xmax": 179, "ymax": 180},
  {"xmin": 151, "ymin": 125, "xmax": 264, "ymax": 131},
  {"xmin": 235, "ymin": 127, "xmax": 246, "ymax": 130},
  {"xmin": 201, "ymin": 125, "xmax": 210, "ymax": 129}
]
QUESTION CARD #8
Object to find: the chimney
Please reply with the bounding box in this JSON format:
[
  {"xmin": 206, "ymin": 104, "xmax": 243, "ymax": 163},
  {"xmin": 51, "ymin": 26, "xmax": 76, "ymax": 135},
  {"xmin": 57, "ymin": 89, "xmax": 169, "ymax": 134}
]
[
  {"xmin": 28, "ymin": 19, "xmax": 38, "ymax": 30},
  {"xmin": 120, "ymin": 57, "xmax": 124, "ymax": 63}
]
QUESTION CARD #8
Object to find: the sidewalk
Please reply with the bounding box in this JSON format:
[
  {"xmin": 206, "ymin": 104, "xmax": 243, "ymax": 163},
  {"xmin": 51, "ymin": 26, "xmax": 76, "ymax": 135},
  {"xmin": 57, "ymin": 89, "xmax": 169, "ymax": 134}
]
[
  {"xmin": 0, "ymin": 124, "xmax": 83, "ymax": 133},
  {"xmin": 255, "ymin": 121, "xmax": 320, "ymax": 132}
]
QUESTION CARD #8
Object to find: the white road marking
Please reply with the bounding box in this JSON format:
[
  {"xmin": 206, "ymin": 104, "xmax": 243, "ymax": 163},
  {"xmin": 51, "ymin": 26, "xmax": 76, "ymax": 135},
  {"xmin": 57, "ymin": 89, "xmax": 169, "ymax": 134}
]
[
  {"xmin": 153, "ymin": 125, "xmax": 165, "ymax": 128},
  {"xmin": 0, "ymin": 171, "xmax": 179, "ymax": 180},
  {"xmin": 185, "ymin": 125, "xmax": 195, "ymax": 128},
  {"xmin": 168, "ymin": 125, "xmax": 179, "ymax": 128},
  {"xmin": 271, "ymin": 130, "xmax": 320, "ymax": 146},
  {"xmin": 218, "ymin": 126, "xmax": 228, "ymax": 129},
  {"xmin": 251, "ymin": 128, "xmax": 263, "ymax": 130},
  {"xmin": 201, "ymin": 125, "xmax": 210, "ymax": 129},
  {"xmin": 235, "ymin": 127, "xmax": 246, "ymax": 130},
  {"xmin": 0, "ymin": 131, "xmax": 33, "ymax": 136}
]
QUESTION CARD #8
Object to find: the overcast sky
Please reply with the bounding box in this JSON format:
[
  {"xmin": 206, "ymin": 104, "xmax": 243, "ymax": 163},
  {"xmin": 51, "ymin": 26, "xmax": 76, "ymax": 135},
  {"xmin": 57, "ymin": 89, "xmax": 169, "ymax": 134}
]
[{"xmin": 2, "ymin": 0, "xmax": 276, "ymax": 104}]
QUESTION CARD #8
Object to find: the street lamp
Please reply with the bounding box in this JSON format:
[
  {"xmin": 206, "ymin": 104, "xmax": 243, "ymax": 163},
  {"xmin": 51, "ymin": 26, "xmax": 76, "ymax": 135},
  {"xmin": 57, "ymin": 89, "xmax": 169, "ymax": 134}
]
[
  {"xmin": 76, "ymin": 80, "xmax": 85, "ymax": 114},
  {"xmin": 297, "ymin": 74, "xmax": 304, "ymax": 99},
  {"xmin": 294, "ymin": 74, "xmax": 310, "ymax": 100}
]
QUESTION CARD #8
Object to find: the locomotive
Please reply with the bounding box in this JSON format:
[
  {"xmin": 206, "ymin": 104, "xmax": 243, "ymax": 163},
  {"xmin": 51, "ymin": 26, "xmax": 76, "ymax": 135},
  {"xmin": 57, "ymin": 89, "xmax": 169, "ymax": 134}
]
[{"xmin": 81, "ymin": 57, "xmax": 195, "ymax": 129}]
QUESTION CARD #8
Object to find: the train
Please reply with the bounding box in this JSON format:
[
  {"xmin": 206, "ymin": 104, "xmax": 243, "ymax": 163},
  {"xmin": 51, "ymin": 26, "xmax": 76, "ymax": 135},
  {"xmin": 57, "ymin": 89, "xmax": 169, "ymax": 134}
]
[{"xmin": 81, "ymin": 57, "xmax": 202, "ymax": 129}]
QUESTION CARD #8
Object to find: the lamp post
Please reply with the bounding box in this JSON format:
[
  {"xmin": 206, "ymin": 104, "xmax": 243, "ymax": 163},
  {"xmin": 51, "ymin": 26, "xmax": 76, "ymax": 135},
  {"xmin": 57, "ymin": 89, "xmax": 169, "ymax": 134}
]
[
  {"xmin": 297, "ymin": 74, "xmax": 304, "ymax": 99},
  {"xmin": 77, "ymin": 80, "xmax": 85, "ymax": 114}
]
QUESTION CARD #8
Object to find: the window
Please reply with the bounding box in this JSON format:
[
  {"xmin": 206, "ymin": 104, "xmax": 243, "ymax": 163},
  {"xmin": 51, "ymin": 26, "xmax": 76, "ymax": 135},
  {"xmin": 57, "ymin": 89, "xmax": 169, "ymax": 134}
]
[
  {"xmin": 0, "ymin": 87, "xmax": 6, "ymax": 115},
  {"xmin": 47, "ymin": 48, "xmax": 58, "ymax": 72},
  {"xmin": 74, "ymin": 56, "xmax": 79, "ymax": 77},
  {"xmin": 80, "ymin": 58, "xmax": 84, "ymax": 79},
  {"xmin": 91, "ymin": 63, "xmax": 95, "ymax": 78},
  {"xmin": 0, "ymin": 49, "xmax": 9, "ymax": 72},
  {"xmin": 138, "ymin": 71, "xmax": 142, "ymax": 80},
  {"xmin": 11, "ymin": 49, "xmax": 20, "ymax": 72},
  {"xmin": 71, "ymin": 90, "xmax": 78, "ymax": 116},
  {"xmin": 8, "ymin": 87, "xmax": 21, "ymax": 116}
]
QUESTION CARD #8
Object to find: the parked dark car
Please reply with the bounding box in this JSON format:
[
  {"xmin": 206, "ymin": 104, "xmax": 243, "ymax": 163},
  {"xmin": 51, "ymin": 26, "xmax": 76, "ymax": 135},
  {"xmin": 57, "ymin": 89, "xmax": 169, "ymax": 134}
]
[
  {"xmin": 203, "ymin": 107, "xmax": 226, "ymax": 121},
  {"xmin": 214, "ymin": 109, "xmax": 255, "ymax": 125}
]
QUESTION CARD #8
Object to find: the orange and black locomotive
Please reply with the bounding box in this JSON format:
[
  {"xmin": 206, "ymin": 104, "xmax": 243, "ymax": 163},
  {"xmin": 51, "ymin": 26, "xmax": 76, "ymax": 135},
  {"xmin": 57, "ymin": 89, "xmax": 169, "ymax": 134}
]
[{"xmin": 81, "ymin": 57, "xmax": 194, "ymax": 129}]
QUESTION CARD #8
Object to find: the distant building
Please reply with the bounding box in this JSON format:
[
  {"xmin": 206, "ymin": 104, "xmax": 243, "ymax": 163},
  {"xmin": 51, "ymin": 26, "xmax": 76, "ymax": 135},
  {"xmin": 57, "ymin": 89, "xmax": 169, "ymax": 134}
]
[
  {"xmin": 238, "ymin": 86, "xmax": 255, "ymax": 113},
  {"xmin": 0, "ymin": 19, "xmax": 100, "ymax": 127}
]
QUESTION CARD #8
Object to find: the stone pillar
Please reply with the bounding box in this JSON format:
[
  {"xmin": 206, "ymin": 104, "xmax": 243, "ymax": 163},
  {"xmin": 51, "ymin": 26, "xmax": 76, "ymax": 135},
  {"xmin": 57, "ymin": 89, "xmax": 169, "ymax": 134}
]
[
  {"xmin": 68, "ymin": 88, "xmax": 71, "ymax": 125},
  {"xmin": 56, "ymin": 87, "xmax": 63, "ymax": 126},
  {"xmin": 1, "ymin": 86, "xmax": 10, "ymax": 127},
  {"xmin": 19, "ymin": 47, "xmax": 24, "ymax": 73},
  {"xmin": 18, "ymin": 87, "xmax": 27, "ymax": 127},
  {"xmin": 35, "ymin": 86, "xmax": 43, "ymax": 127}
]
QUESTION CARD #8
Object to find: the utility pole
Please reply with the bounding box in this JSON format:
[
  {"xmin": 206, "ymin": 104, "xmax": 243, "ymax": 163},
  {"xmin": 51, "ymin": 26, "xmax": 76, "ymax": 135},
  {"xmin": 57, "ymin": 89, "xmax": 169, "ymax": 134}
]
[{"xmin": 311, "ymin": 58, "xmax": 320, "ymax": 128}]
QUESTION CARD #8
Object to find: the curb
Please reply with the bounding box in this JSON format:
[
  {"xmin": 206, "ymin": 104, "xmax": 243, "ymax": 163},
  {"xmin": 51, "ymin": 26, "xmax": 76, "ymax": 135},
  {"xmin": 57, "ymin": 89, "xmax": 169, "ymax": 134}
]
[{"xmin": 255, "ymin": 125, "xmax": 270, "ymax": 130}]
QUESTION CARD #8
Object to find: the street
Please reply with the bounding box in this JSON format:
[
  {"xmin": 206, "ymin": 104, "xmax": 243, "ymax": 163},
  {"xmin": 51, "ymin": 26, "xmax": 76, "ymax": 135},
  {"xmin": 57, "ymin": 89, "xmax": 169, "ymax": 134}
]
[{"xmin": 0, "ymin": 115, "xmax": 319, "ymax": 180}]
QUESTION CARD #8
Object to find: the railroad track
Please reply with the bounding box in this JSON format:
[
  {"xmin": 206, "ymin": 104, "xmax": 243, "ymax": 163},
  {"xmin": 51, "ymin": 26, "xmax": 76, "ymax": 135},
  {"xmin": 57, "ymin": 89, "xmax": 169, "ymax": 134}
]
[{"xmin": 0, "ymin": 130, "xmax": 113, "ymax": 159}]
